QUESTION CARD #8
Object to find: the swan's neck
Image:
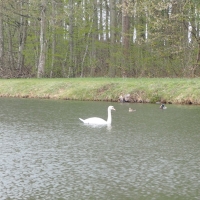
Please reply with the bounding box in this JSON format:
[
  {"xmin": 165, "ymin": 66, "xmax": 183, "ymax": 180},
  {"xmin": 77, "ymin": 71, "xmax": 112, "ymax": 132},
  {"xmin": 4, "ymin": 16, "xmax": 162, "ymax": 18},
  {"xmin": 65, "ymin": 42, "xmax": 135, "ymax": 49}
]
[{"xmin": 107, "ymin": 108, "xmax": 112, "ymax": 124}]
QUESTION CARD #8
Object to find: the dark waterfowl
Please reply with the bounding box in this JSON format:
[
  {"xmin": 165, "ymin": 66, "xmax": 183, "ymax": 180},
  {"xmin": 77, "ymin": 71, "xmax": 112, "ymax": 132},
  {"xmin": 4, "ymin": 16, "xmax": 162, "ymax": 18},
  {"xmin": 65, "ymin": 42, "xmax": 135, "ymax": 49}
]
[{"xmin": 160, "ymin": 104, "xmax": 167, "ymax": 109}]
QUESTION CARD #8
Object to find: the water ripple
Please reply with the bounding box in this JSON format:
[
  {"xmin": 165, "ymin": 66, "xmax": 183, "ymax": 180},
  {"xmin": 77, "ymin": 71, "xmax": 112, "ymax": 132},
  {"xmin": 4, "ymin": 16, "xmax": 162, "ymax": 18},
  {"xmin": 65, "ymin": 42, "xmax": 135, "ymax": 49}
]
[{"xmin": 0, "ymin": 99, "xmax": 199, "ymax": 199}]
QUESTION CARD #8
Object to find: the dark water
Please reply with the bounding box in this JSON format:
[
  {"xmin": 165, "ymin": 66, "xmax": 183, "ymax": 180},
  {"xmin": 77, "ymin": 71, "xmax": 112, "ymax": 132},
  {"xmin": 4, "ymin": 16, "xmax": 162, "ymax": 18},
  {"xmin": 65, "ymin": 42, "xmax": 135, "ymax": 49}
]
[{"xmin": 0, "ymin": 98, "xmax": 199, "ymax": 200}]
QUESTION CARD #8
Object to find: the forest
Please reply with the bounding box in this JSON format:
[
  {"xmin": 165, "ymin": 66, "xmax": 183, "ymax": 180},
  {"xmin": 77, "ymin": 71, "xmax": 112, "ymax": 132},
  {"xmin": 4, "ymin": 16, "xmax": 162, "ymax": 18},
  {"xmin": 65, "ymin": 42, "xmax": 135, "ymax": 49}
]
[{"xmin": 0, "ymin": 0, "xmax": 200, "ymax": 78}]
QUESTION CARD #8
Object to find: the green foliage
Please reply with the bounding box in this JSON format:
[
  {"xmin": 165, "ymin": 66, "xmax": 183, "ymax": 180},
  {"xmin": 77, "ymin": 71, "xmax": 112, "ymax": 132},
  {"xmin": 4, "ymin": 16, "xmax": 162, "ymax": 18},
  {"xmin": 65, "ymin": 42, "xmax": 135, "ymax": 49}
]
[
  {"xmin": 0, "ymin": 0, "xmax": 200, "ymax": 78},
  {"xmin": 149, "ymin": 94, "xmax": 161, "ymax": 103}
]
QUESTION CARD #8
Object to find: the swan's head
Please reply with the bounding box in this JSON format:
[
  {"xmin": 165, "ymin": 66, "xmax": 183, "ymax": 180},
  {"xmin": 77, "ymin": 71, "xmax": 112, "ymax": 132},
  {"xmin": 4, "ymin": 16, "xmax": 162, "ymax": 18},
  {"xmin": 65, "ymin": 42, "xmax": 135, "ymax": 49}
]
[{"xmin": 108, "ymin": 106, "xmax": 115, "ymax": 111}]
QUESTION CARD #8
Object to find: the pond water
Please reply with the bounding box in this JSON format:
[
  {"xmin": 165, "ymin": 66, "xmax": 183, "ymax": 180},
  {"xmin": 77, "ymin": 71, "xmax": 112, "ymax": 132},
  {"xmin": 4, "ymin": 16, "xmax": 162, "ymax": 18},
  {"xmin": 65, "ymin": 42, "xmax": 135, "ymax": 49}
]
[{"xmin": 0, "ymin": 98, "xmax": 199, "ymax": 200}]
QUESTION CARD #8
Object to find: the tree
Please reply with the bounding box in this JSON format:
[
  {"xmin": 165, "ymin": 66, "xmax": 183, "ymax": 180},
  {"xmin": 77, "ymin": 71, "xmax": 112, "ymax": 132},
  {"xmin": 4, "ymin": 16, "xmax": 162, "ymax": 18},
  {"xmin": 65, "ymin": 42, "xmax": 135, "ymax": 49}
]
[
  {"xmin": 17, "ymin": 0, "xmax": 28, "ymax": 72},
  {"xmin": 122, "ymin": 0, "xmax": 130, "ymax": 56},
  {"xmin": 37, "ymin": 0, "xmax": 47, "ymax": 78},
  {"xmin": 182, "ymin": 0, "xmax": 200, "ymax": 76},
  {"xmin": 0, "ymin": 0, "xmax": 3, "ymax": 69},
  {"xmin": 0, "ymin": 0, "xmax": 200, "ymax": 78},
  {"xmin": 109, "ymin": 0, "xmax": 116, "ymax": 77}
]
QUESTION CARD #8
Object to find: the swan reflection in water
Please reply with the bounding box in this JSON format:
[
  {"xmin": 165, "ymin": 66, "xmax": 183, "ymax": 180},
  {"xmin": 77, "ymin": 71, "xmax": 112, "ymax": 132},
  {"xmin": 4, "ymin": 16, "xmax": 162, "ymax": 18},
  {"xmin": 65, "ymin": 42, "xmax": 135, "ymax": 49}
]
[
  {"xmin": 129, "ymin": 108, "xmax": 136, "ymax": 112},
  {"xmin": 82, "ymin": 123, "xmax": 112, "ymax": 131}
]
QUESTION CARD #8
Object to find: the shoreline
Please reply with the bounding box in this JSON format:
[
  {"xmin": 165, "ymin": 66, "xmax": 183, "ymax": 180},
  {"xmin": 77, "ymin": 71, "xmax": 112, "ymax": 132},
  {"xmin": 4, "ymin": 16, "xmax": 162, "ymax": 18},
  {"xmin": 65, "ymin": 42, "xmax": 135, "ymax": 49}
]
[{"xmin": 0, "ymin": 78, "xmax": 199, "ymax": 105}]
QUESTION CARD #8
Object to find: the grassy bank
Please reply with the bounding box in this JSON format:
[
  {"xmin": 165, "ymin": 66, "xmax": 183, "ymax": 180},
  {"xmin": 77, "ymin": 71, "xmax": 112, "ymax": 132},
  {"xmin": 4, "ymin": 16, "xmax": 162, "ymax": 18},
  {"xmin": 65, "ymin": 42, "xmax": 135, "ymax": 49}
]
[{"xmin": 0, "ymin": 78, "xmax": 200, "ymax": 104}]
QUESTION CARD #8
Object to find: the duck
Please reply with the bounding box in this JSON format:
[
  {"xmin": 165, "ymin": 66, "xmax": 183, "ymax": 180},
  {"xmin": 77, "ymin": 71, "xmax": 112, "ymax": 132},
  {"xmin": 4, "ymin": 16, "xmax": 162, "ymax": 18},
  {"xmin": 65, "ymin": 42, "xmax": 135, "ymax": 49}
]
[
  {"xmin": 129, "ymin": 108, "xmax": 136, "ymax": 112},
  {"xmin": 160, "ymin": 104, "xmax": 167, "ymax": 109},
  {"xmin": 79, "ymin": 106, "xmax": 116, "ymax": 125}
]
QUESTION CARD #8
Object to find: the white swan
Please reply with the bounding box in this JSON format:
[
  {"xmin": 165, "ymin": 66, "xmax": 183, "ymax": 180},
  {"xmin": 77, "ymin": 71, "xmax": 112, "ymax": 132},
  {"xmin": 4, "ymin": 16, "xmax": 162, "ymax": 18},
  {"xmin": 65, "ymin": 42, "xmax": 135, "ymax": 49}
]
[{"xmin": 79, "ymin": 106, "xmax": 115, "ymax": 125}]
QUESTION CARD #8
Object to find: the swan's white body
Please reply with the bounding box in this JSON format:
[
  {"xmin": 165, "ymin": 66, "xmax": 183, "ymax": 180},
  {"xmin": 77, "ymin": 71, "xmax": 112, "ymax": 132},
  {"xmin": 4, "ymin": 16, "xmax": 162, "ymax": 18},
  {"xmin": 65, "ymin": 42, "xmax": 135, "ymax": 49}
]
[{"xmin": 79, "ymin": 106, "xmax": 115, "ymax": 125}]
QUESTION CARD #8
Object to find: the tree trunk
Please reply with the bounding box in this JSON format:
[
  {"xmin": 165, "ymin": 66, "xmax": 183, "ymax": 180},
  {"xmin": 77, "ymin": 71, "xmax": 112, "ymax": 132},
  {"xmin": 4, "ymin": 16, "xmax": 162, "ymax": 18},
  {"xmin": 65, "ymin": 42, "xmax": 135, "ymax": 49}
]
[
  {"xmin": 122, "ymin": 0, "xmax": 130, "ymax": 58},
  {"xmin": 121, "ymin": 0, "xmax": 130, "ymax": 74},
  {"xmin": 50, "ymin": 0, "xmax": 56, "ymax": 78},
  {"xmin": 0, "ymin": 0, "xmax": 3, "ymax": 68},
  {"xmin": 99, "ymin": 0, "xmax": 103, "ymax": 41},
  {"xmin": 105, "ymin": 0, "xmax": 109, "ymax": 41},
  {"xmin": 37, "ymin": 0, "xmax": 46, "ymax": 78},
  {"xmin": 197, "ymin": 42, "xmax": 200, "ymax": 64},
  {"xmin": 193, "ymin": 41, "xmax": 200, "ymax": 77},
  {"xmin": 17, "ymin": 0, "xmax": 27, "ymax": 72},
  {"xmin": 68, "ymin": 0, "xmax": 74, "ymax": 77},
  {"xmin": 109, "ymin": 0, "xmax": 116, "ymax": 77},
  {"xmin": 91, "ymin": 0, "xmax": 98, "ymax": 76},
  {"xmin": 8, "ymin": 27, "xmax": 14, "ymax": 70}
]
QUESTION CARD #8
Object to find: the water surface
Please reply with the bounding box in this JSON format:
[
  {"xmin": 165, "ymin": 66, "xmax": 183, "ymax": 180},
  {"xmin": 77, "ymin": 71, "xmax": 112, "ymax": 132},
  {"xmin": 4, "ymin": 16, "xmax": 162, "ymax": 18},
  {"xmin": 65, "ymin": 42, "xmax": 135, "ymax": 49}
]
[{"xmin": 0, "ymin": 98, "xmax": 199, "ymax": 200}]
